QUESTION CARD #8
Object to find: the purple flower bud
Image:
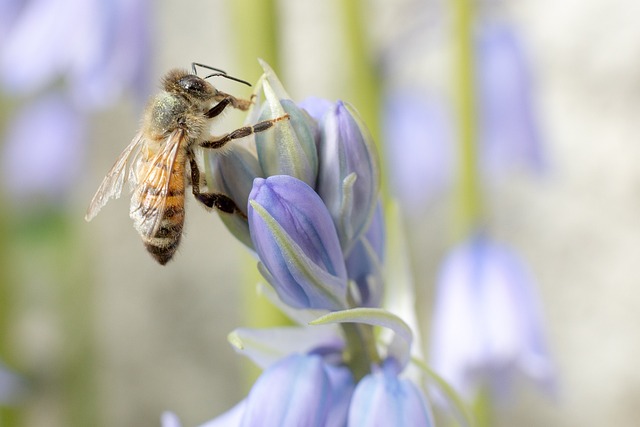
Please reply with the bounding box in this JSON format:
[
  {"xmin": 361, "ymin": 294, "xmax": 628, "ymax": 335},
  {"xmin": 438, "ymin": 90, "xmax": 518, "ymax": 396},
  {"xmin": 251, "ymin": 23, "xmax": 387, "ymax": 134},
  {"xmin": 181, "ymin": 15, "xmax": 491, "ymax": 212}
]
[
  {"xmin": 429, "ymin": 234, "xmax": 555, "ymax": 400},
  {"xmin": 316, "ymin": 101, "xmax": 380, "ymax": 254},
  {"xmin": 345, "ymin": 202, "xmax": 385, "ymax": 307},
  {"xmin": 252, "ymin": 60, "xmax": 318, "ymax": 188},
  {"xmin": 240, "ymin": 353, "xmax": 353, "ymax": 427},
  {"xmin": 208, "ymin": 143, "xmax": 265, "ymax": 249},
  {"xmin": 248, "ymin": 175, "xmax": 348, "ymax": 310},
  {"xmin": 348, "ymin": 359, "xmax": 434, "ymax": 426}
]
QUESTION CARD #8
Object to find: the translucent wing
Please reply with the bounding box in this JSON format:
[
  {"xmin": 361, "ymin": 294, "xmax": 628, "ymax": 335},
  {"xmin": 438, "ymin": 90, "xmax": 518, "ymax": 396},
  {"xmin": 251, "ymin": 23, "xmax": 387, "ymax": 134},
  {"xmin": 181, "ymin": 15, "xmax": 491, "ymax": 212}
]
[
  {"xmin": 85, "ymin": 132, "xmax": 145, "ymax": 222},
  {"xmin": 129, "ymin": 129, "xmax": 185, "ymax": 238}
]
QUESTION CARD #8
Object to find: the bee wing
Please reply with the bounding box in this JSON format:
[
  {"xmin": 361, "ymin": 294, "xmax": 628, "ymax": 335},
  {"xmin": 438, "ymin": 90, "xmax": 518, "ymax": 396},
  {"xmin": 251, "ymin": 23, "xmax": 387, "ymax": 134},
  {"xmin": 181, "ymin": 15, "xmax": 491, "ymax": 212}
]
[
  {"xmin": 129, "ymin": 129, "xmax": 185, "ymax": 238},
  {"xmin": 85, "ymin": 132, "xmax": 145, "ymax": 222}
]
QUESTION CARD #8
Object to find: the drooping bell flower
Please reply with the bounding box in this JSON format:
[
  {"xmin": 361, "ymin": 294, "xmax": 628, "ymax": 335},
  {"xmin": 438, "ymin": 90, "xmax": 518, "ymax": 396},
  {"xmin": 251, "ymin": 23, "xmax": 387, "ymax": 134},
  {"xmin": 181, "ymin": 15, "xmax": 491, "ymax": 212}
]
[{"xmin": 429, "ymin": 234, "xmax": 555, "ymax": 400}]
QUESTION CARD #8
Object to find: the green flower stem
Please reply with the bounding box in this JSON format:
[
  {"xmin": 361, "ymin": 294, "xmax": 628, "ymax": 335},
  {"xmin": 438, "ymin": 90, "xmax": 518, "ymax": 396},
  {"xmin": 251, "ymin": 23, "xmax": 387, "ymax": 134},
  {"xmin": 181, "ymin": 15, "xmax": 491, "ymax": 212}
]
[
  {"xmin": 472, "ymin": 386, "xmax": 494, "ymax": 427},
  {"xmin": 340, "ymin": 322, "xmax": 380, "ymax": 381},
  {"xmin": 451, "ymin": 0, "xmax": 483, "ymax": 239},
  {"xmin": 230, "ymin": 0, "xmax": 280, "ymax": 83}
]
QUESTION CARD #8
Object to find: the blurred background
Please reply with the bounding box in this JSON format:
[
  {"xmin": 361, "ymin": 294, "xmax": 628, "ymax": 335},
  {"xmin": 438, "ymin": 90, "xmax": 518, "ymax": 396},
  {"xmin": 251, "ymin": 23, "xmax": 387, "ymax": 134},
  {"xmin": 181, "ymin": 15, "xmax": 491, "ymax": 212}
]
[{"xmin": 1, "ymin": 0, "xmax": 640, "ymax": 426}]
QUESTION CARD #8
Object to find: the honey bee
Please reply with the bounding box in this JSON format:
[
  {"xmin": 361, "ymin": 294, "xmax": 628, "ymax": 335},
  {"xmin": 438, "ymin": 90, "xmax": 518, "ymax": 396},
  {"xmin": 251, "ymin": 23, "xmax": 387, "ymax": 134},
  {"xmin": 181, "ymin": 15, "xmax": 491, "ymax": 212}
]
[{"xmin": 85, "ymin": 63, "xmax": 288, "ymax": 265}]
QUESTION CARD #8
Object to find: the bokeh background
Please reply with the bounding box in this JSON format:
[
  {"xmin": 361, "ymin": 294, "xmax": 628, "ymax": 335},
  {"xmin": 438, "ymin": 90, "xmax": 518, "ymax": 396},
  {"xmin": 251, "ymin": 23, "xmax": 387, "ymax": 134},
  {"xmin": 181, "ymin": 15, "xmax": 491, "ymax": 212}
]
[{"xmin": 1, "ymin": 0, "xmax": 639, "ymax": 426}]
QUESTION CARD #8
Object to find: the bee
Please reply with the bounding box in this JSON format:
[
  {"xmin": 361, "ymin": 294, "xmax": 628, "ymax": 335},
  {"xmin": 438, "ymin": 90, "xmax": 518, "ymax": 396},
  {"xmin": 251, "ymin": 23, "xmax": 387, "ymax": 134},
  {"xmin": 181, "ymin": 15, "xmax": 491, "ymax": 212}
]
[{"xmin": 85, "ymin": 63, "xmax": 288, "ymax": 265}]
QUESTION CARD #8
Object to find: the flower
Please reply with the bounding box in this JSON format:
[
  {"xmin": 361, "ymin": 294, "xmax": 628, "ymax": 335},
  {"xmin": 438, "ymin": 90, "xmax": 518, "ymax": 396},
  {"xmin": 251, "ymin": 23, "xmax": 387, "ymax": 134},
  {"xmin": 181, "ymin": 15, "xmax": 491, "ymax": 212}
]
[
  {"xmin": 348, "ymin": 359, "xmax": 434, "ymax": 427},
  {"xmin": 1, "ymin": 92, "xmax": 86, "ymax": 203},
  {"xmin": 429, "ymin": 234, "xmax": 555, "ymax": 400},
  {"xmin": 476, "ymin": 21, "xmax": 545, "ymax": 178},
  {"xmin": 382, "ymin": 90, "xmax": 455, "ymax": 211},
  {"xmin": 248, "ymin": 175, "xmax": 349, "ymax": 311},
  {"xmin": 316, "ymin": 101, "xmax": 381, "ymax": 254}
]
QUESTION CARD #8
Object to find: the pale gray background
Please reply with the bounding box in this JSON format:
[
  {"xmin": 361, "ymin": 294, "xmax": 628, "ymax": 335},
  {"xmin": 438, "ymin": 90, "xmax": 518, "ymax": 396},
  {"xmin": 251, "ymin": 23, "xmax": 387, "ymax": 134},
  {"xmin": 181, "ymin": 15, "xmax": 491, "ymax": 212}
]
[{"xmin": 74, "ymin": 0, "xmax": 640, "ymax": 426}]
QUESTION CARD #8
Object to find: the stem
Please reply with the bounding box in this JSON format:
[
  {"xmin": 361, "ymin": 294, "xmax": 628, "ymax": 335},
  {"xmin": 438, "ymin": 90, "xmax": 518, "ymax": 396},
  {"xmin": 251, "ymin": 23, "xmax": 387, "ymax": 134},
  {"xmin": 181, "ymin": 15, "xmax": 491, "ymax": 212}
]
[
  {"xmin": 340, "ymin": 322, "xmax": 380, "ymax": 381},
  {"xmin": 451, "ymin": 0, "xmax": 482, "ymax": 239}
]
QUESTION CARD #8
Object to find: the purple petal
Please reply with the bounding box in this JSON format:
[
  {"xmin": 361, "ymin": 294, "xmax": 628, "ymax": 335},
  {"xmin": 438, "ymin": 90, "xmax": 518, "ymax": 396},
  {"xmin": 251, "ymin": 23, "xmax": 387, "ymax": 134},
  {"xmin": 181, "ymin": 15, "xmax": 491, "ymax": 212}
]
[
  {"xmin": 2, "ymin": 93, "xmax": 86, "ymax": 203},
  {"xmin": 348, "ymin": 360, "xmax": 433, "ymax": 426},
  {"xmin": 316, "ymin": 101, "xmax": 380, "ymax": 252},
  {"xmin": 382, "ymin": 90, "xmax": 454, "ymax": 211},
  {"xmin": 429, "ymin": 234, "xmax": 555, "ymax": 400},
  {"xmin": 240, "ymin": 354, "xmax": 333, "ymax": 427},
  {"xmin": 249, "ymin": 176, "xmax": 348, "ymax": 310},
  {"xmin": 476, "ymin": 22, "xmax": 545, "ymax": 177},
  {"xmin": 297, "ymin": 97, "xmax": 334, "ymax": 123}
]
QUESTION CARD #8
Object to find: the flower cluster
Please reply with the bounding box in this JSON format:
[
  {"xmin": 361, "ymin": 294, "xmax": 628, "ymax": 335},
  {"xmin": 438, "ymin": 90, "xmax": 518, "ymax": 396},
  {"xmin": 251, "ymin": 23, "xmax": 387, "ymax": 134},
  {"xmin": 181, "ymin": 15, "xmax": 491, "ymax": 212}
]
[{"xmin": 163, "ymin": 61, "xmax": 435, "ymax": 426}]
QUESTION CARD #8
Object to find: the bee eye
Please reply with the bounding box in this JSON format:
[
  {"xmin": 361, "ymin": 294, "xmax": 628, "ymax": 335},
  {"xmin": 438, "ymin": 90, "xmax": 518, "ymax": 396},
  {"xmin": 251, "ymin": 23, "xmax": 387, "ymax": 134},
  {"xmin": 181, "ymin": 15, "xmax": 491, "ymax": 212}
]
[{"xmin": 179, "ymin": 76, "xmax": 207, "ymax": 95}]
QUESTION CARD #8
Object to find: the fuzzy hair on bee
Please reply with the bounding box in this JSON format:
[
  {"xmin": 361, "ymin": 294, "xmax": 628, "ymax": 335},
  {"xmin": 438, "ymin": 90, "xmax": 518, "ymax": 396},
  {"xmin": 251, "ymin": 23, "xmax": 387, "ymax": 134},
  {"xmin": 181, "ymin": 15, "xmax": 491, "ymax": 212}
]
[{"xmin": 86, "ymin": 63, "xmax": 289, "ymax": 265}]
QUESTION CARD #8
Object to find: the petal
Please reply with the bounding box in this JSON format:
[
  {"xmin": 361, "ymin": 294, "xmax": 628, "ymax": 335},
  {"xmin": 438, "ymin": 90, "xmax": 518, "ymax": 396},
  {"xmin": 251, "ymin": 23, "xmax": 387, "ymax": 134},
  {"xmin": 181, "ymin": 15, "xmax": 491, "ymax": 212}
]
[
  {"xmin": 476, "ymin": 22, "xmax": 545, "ymax": 177},
  {"xmin": 429, "ymin": 234, "xmax": 555, "ymax": 399},
  {"xmin": 1, "ymin": 93, "xmax": 86, "ymax": 203},
  {"xmin": 382, "ymin": 90, "xmax": 454, "ymax": 211},
  {"xmin": 240, "ymin": 354, "xmax": 333, "ymax": 427},
  {"xmin": 348, "ymin": 360, "xmax": 433, "ymax": 427},
  {"xmin": 316, "ymin": 101, "xmax": 380, "ymax": 253},
  {"xmin": 207, "ymin": 143, "xmax": 264, "ymax": 249},
  {"xmin": 228, "ymin": 325, "xmax": 343, "ymax": 370},
  {"xmin": 253, "ymin": 61, "xmax": 318, "ymax": 187},
  {"xmin": 248, "ymin": 176, "xmax": 348, "ymax": 310},
  {"xmin": 200, "ymin": 401, "xmax": 247, "ymax": 427}
]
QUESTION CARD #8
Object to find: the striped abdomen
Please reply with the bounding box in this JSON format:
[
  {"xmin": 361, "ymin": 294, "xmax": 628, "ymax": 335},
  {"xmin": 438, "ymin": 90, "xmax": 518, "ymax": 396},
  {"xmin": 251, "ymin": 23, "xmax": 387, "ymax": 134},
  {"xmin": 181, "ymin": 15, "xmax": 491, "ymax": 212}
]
[{"xmin": 131, "ymin": 147, "xmax": 187, "ymax": 265}]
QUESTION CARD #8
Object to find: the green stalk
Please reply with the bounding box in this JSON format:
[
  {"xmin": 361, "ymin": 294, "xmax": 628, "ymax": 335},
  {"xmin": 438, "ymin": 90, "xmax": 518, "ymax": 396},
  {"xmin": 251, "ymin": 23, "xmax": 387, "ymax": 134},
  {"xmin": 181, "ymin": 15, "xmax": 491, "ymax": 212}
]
[
  {"xmin": 340, "ymin": 323, "xmax": 380, "ymax": 381},
  {"xmin": 451, "ymin": 0, "xmax": 492, "ymax": 425},
  {"xmin": 451, "ymin": 0, "xmax": 482, "ymax": 240}
]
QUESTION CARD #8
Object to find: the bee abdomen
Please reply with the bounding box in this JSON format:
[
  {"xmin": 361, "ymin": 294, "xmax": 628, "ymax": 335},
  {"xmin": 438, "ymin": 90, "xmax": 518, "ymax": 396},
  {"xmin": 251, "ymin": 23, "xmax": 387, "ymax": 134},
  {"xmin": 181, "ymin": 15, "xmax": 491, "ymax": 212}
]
[{"xmin": 143, "ymin": 219, "xmax": 184, "ymax": 265}]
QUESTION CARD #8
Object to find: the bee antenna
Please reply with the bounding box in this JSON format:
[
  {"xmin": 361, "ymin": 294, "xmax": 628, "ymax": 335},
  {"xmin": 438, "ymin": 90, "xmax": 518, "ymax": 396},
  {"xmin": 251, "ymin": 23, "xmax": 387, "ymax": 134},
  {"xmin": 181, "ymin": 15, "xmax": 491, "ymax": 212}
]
[
  {"xmin": 203, "ymin": 73, "xmax": 252, "ymax": 87},
  {"xmin": 191, "ymin": 62, "xmax": 227, "ymax": 76}
]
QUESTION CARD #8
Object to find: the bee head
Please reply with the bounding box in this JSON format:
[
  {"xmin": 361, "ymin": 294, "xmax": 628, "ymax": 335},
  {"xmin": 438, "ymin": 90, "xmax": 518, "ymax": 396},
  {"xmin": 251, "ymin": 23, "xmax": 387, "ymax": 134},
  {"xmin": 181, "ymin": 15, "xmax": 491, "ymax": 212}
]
[{"xmin": 163, "ymin": 70, "xmax": 215, "ymax": 100}]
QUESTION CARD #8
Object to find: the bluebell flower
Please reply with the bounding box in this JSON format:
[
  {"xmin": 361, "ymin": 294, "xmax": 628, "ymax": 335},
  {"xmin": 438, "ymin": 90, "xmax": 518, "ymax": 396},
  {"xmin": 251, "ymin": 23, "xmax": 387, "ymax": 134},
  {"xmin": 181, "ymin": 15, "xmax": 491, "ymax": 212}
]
[
  {"xmin": 248, "ymin": 175, "xmax": 349, "ymax": 311},
  {"xmin": 250, "ymin": 60, "xmax": 318, "ymax": 188},
  {"xmin": 1, "ymin": 92, "xmax": 86, "ymax": 203},
  {"xmin": 382, "ymin": 90, "xmax": 455, "ymax": 211},
  {"xmin": 316, "ymin": 101, "xmax": 381, "ymax": 253},
  {"xmin": 348, "ymin": 359, "xmax": 434, "ymax": 427},
  {"xmin": 476, "ymin": 22, "xmax": 545, "ymax": 178},
  {"xmin": 429, "ymin": 234, "xmax": 555, "ymax": 400},
  {"xmin": 345, "ymin": 202, "xmax": 385, "ymax": 307}
]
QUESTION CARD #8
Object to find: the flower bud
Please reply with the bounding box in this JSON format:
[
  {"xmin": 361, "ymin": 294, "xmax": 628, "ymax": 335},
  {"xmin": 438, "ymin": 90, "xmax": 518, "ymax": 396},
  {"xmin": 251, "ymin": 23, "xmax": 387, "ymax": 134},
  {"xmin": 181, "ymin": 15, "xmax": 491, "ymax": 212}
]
[
  {"xmin": 251, "ymin": 60, "xmax": 318, "ymax": 188},
  {"xmin": 316, "ymin": 101, "xmax": 380, "ymax": 254},
  {"xmin": 348, "ymin": 359, "xmax": 434, "ymax": 426},
  {"xmin": 207, "ymin": 143, "xmax": 264, "ymax": 249},
  {"xmin": 248, "ymin": 175, "xmax": 348, "ymax": 310}
]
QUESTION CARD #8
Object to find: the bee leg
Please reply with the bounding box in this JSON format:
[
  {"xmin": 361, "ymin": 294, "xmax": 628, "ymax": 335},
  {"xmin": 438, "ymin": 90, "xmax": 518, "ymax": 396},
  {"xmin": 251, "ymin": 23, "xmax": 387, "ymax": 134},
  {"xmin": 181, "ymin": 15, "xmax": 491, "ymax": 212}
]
[
  {"xmin": 212, "ymin": 90, "xmax": 254, "ymax": 112},
  {"xmin": 188, "ymin": 154, "xmax": 246, "ymax": 219},
  {"xmin": 200, "ymin": 114, "xmax": 290, "ymax": 150}
]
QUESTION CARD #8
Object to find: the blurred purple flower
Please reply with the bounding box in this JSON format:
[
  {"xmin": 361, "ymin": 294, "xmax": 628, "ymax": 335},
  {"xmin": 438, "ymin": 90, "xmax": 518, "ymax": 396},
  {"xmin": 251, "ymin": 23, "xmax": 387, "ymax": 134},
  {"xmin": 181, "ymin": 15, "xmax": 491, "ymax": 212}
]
[
  {"xmin": 476, "ymin": 22, "xmax": 545, "ymax": 177},
  {"xmin": 429, "ymin": 234, "xmax": 555, "ymax": 401},
  {"xmin": 382, "ymin": 90, "xmax": 455, "ymax": 211},
  {"xmin": 2, "ymin": 93, "xmax": 86, "ymax": 203},
  {"xmin": 348, "ymin": 359, "xmax": 434, "ymax": 426},
  {"xmin": 248, "ymin": 175, "xmax": 349, "ymax": 311},
  {"xmin": 0, "ymin": 361, "xmax": 24, "ymax": 404},
  {"xmin": 1, "ymin": 0, "xmax": 151, "ymax": 108}
]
